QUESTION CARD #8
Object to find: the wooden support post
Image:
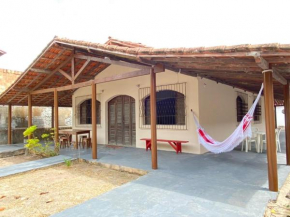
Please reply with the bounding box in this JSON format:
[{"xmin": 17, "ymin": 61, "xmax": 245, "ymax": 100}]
[
  {"xmin": 8, "ymin": 104, "xmax": 12, "ymax": 144},
  {"xmin": 284, "ymin": 82, "xmax": 290, "ymax": 165},
  {"xmin": 91, "ymin": 82, "xmax": 97, "ymax": 159},
  {"xmin": 51, "ymin": 106, "xmax": 54, "ymax": 128},
  {"xmin": 263, "ymin": 70, "xmax": 278, "ymax": 192},
  {"xmin": 54, "ymin": 89, "xmax": 59, "ymax": 145},
  {"xmin": 150, "ymin": 67, "xmax": 158, "ymax": 169},
  {"xmin": 28, "ymin": 94, "xmax": 32, "ymax": 139}
]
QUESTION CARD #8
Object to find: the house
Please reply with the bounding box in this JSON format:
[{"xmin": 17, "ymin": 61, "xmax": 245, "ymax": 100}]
[{"xmin": 0, "ymin": 36, "xmax": 289, "ymax": 192}]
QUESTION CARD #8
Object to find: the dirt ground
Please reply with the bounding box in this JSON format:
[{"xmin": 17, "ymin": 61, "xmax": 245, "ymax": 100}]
[
  {"xmin": 0, "ymin": 161, "xmax": 140, "ymax": 217},
  {"xmin": 0, "ymin": 155, "xmax": 42, "ymax": 168},
  {"xmin": 264, "ymin": 174, "xmax": 290, "ymax": 216}
]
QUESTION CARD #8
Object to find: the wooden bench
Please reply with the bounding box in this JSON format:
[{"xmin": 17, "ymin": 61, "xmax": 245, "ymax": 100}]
[{"xmin": 141, "ymin": 138, "xmax": 189, "ymax": 154}]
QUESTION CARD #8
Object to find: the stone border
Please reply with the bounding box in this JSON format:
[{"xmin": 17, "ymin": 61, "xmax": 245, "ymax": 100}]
[
  {"xmin": 79, "ymin": 158, "xmax": 148, "ymax": 176},
  {"xmin": 0, "ymin": 148, "xmax": 25, "ymax": 158}
]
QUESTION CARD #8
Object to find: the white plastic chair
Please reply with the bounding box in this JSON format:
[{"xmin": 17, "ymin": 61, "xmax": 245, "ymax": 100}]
[
  {"xmin": 241, "ymin": 128, "xmax": 259, "ymax": 152},
  {"xmin": 276, "ymin": 128, "xmax": 282, "ymax": 152},
  {"xmin": 261, "ymin": 128, "xmax": 282, "ymax": 153}
]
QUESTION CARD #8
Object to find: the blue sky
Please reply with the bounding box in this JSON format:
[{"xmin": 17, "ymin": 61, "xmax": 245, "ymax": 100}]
[{"xmin": 0, "ymin": 0, "xmax": 290, "ymax": 71}]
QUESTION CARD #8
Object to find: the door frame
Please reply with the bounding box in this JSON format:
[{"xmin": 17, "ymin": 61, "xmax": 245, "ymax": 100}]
[{"xmin": 108, "ymin": 95, "xmax": 136, "ymax": 147}]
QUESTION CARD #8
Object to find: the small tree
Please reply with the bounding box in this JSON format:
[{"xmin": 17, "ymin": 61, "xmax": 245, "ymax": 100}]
[{"xmin": 23, "ymin": 125, "xmax": 59, "ymax": 157}]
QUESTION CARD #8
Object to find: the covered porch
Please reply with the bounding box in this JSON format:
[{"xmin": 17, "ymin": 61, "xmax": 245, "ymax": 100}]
[{"xmin": 1, "ymin": 37, "xmax": 290, "ymax": 192}]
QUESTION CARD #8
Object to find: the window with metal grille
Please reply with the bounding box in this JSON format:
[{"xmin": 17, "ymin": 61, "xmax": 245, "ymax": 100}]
[
  {"xmin": 79, "ymin": 99, "xmax": 101, "ymax": 124},
  {"xmin": 253, "ymin": 99, "xmax": 261, "ymax": 121},
  {"xmin": 139, "ymin": 83, "xmax": 186, "ymax": 130},
  {"xmin": 236, "ymin": 96, "xmax": 248, "ymax": 122}
]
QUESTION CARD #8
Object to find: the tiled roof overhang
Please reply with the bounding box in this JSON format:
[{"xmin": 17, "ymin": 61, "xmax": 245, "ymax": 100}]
[{"xmin": 0, "ymin": 36, "xmax": 290, "ymax": 107}]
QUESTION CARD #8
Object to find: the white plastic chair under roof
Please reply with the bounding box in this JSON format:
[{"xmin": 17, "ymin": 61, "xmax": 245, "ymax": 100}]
[
  {"xmin": 261, "ymin": 128, "xmax": 282, "ymax": 153},
  {"xmin": 241, "ymin": 127, "xmax": 259, "ymax": 152}
]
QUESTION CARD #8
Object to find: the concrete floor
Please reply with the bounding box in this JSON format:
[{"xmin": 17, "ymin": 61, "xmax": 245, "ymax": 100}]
[
  {"xmin": 53, "ymin": 131, "xmax": 290, "ymax": 217},
  {"xmin": 0, "ymin": 143, "xmax": 24, "ymax": 153}
]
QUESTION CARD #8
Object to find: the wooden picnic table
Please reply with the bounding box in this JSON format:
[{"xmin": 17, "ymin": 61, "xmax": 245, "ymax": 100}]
[
  {"xmin": 141, "ymin": 138, "xmax": 189, "ymax": 154},
  {"xmin": 59, "ymin": 129, "xmax": 91, "ymax": 149}
]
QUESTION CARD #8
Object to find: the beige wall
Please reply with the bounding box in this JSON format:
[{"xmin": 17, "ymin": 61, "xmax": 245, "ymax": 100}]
[
  {"xmin": 73, "ymin": 65, "xmax": 201, "ymax": 154},
  {"xmin": 197, "ymin": 78, "xmax": 265, "ymax": 154}
]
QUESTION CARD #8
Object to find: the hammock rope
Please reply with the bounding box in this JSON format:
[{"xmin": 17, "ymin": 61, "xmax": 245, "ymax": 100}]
[{"xmin": 192, "ymin": 84, "xmax": 264, "ymax": 154}]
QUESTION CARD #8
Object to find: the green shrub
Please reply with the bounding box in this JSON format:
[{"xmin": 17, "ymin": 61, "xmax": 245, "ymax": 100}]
[
  {"xmin": 23, "ymin": 125, "xmax": 60, "ymax": 157},
  {"xmin": 64, "ymin": 158, "xmax": 72, "ymax": 167}
]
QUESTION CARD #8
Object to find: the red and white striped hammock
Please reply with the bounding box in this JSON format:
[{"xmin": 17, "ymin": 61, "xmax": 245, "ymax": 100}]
[{"xmin": 192, "ymin": 84, "xmax": 264, "ymax": 153}]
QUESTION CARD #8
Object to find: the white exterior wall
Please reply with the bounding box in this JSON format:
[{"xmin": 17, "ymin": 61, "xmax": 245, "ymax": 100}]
[
  {"xmin": 197, "ymin": 78, "xmax": 266, "ymax": 154},
  {"xmin": 72, "ymin": 65, "xmax": 201, "ymax": 154}
]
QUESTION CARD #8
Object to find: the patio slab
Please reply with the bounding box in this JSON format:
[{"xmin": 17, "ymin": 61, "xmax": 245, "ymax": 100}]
[
  {"xmin": 0, "ymin": 155, "xmax": 74, "ymax": 178},
  {"xmin": 54, "ymin": 132, "xmax": 290, "ymax": 217},
  {"xmin": 0, "ymin": 144, "xmax": 25, "ymax": 158}
]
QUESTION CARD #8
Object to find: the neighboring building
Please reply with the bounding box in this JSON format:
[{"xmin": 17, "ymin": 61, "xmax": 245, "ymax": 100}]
[{"xmin": 0, "ymin": 69, "xmax": 22, "ymax": 94}]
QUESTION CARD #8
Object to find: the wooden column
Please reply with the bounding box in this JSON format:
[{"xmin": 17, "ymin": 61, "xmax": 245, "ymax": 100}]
[
  {"xmin": 51, "ymin": 106, "xmax": 54, "ymax": 128},
  {"xmin": 150, "ymin": 67, "xmax": 158, "ymax": 169},
  {"xmin": 54, "ymin": 89, "xmax": 59, "ymax": 144},
  {"xmin": 91, "ymin": 82, "xmax": 97, "ymax": 159},
  {"xmin": 28, "ymin": 94, "xmax": 32, "ymax": 139},
  {"xmin": 263, "ymin": 70, "xmax": 278, "ymax": 192},
  {"xmin": 8, "ymin": 104, "xmax": 12, "ymax": 144},
  {"xmin": 284, "ymin": 82, "xmax": 290, "ymax": 165}
]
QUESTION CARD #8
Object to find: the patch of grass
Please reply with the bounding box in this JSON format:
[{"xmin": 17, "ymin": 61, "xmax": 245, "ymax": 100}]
[{"xmin": 64, "ymin": 159, "xmax": 72, "ymax": 167}]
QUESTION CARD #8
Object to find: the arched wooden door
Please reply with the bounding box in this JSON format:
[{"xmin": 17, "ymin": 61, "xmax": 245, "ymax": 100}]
[{"xmin": 108, "ymin": 95, "xmax": 136, "ymax": 146}]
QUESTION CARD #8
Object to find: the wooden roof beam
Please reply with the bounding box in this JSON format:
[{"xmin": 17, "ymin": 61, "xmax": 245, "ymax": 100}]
[
  {"xmin": 74, "ymin": 58, "xmax": 91, "ymax": 80},
  {"xmin": 30, "ymin": 68, "xmax": 51, "ymax": 74},
  {"xmin": 31, "ymin": 54, "xmax": 74, "ymax": 91},
  {"xmin": 59, "ymin": 69, "xmax": 72, "ymax": 81},
  {"xmin": 30, "ymin": 65, "xmax": 164, "ymax": 95},
  {"xmin": 248, "ymin": 52, "xmax": 287, "ymax": 85},
  {"xmin": 74, "ymin": 54, "xmax": 164, "ymax": 72}
]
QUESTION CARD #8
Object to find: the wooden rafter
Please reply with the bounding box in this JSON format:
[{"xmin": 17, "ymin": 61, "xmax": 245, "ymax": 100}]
[
  {"xmin": 59, "ymin": 69, "xmax": 72, "ymax": 81},
  {"xmin": 31, "ymin": 53, "xmax": 74, "ymax": 91},
  {"xmin": 75, "ymin": 54, "xmax": 154, "ymax": 71},
  {"xmin": 249, "ymin": 52, "xmax": 287, "ymax": 85},
  {"xmin": 7, "ymin": 73, "xmax": 44, "ymax": 103},
  {"xmin": 74, "ymin": 58, "xmax": 91, "ymax": 80},
  {"xmin": 30, "ymin": 67, "xmax": 163, "ymax": 95}
]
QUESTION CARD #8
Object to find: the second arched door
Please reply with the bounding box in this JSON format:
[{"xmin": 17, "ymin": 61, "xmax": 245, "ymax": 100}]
[{"xmin": 108, "ymin": 95, "xmax": 136, "ymax": 146}]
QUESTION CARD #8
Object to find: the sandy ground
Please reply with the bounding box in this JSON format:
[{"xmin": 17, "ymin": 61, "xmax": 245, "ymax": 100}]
[
  {"xmin": 0, "ymin": 155, "xmax": 42, "ymax": 168},
  {"xmin": 264, "ymin": 174, "xmax": 290, "ymax": 216},
  {"xmin": 0, "ymin": 161, "xmax": 140, "ymax": 217}
]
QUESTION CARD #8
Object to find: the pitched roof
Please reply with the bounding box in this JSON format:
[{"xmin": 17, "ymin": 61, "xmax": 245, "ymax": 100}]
[{"xmin": 0, "ymin": 36, "xmax": 290, "ymax": 107}]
